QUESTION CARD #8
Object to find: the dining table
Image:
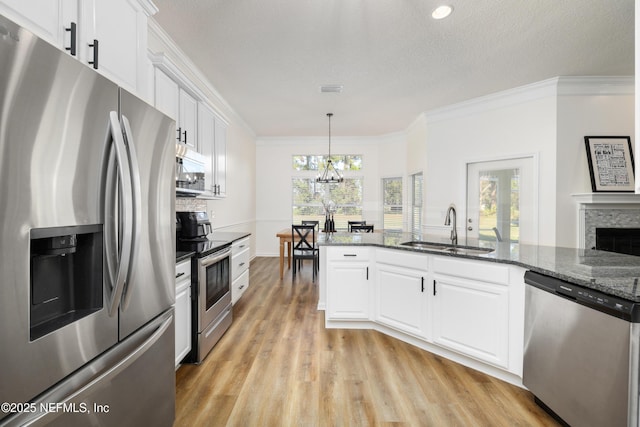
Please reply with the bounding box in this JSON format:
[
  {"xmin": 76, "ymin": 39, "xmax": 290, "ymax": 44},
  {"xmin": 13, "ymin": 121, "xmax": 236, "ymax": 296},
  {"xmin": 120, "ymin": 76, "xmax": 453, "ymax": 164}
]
[{"xmin": 275, "ymin": 227, "xmax": 296, "ymax": 279}]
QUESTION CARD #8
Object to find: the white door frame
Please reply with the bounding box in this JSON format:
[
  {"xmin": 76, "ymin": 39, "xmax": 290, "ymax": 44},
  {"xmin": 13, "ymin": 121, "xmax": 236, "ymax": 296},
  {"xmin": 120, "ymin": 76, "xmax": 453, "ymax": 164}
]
[{"xmin": 464, "ymin": 153, "xmax": 539, "ymax": 245}]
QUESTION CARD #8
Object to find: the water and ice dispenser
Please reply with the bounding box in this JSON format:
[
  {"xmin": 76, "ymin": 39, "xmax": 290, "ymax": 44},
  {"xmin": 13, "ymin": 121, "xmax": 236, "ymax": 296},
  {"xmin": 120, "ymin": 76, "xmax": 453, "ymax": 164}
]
[{"xmin": 29, "ymin": 224, "xmax": 103, "ymax": 341}]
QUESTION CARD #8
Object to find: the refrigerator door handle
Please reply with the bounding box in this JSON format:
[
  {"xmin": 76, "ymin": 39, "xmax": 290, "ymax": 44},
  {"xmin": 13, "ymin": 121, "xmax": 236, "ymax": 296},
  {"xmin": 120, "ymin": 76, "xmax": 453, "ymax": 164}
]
[
  {"xmin": 106, "ymin": 111, "xmax": 134, "ymax": 316},
  {"xmin": 119, "ymin": 115, "xmax": 142, "ymax": 312}
]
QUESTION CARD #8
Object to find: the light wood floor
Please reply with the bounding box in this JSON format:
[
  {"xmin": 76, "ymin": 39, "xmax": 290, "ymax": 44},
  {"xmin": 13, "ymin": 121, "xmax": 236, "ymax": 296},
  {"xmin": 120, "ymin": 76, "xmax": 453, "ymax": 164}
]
[{"xmin": 174, "ymin": 257, "xmax": 560, "ymax": 427}]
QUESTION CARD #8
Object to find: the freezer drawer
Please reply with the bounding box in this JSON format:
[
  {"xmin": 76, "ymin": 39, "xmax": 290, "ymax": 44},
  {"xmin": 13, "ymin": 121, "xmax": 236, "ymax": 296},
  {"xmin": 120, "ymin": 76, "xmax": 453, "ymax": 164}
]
[{"xmin": 0, "ymin": 309, "xmax": 175, "ymax": 427}]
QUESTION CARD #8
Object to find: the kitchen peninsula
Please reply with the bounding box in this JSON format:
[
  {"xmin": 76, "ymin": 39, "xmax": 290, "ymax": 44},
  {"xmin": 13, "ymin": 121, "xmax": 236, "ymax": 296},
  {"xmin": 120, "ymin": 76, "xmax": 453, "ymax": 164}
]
[{"xmin": 317, "ymin": 231, "xmax": 640, "ymax": 386}]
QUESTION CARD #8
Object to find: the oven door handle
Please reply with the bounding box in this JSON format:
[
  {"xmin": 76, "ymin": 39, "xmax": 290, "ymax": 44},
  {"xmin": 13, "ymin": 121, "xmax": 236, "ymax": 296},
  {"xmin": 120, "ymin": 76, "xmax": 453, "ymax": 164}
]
[{"xmin": 200, "ymin": 248, "xmax": 231, "ymax": 267}]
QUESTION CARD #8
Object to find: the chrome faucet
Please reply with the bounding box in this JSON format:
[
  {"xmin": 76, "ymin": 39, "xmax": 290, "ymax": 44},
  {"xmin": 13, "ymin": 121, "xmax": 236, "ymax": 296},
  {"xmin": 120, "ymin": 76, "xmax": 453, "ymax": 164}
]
[{"xmin": 444, "ymin": 204, "xmax": 457, "ymax": 245}]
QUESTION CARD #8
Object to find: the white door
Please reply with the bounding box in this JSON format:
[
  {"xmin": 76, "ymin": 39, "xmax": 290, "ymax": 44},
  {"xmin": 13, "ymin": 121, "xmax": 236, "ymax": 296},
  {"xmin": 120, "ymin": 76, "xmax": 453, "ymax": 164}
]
[{"xmin": 466, "ymin": 157, "xmax": 537, "ymax": 245}]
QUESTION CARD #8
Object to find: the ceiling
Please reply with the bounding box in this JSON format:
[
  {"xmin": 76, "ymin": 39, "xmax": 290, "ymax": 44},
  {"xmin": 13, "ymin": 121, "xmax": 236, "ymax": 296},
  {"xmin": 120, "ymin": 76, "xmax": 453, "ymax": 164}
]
[{"xmin": 151, "ymin": 0, "xmax": 634, "ymax": 137}]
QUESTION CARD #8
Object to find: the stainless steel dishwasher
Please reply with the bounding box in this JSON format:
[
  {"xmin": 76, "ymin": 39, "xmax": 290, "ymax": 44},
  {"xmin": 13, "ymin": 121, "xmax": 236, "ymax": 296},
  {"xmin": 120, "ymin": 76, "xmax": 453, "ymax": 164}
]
[{"xmin": 523, "ymin": 271, "xmax": 640, "ymax": 427}]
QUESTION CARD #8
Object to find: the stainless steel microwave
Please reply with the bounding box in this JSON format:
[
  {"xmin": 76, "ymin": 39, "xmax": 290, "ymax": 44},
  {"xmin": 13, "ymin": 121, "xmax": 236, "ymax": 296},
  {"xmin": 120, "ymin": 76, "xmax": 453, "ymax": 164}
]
[{"xmin": 176, "ymin": 144, "xmax": 206, "ymax": 196}]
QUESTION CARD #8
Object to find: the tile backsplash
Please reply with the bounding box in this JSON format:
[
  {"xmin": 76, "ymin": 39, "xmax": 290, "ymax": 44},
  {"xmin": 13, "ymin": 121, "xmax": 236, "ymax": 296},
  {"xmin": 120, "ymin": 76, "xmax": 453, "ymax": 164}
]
[{"xmin": 176, "ymin": 198, "xmax": 207, "ymax": 212}]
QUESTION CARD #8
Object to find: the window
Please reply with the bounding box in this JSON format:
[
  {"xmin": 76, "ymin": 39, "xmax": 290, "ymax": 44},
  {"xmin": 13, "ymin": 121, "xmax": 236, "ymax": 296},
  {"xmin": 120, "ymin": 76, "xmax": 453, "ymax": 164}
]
[
  {"xmin": 292, "ymin": 155, "xmax": 362, "ymax": 172},
  {"xmin": 292, "ymin": 178, "xmax": 363, "ymax": 230},
  {"xmin": 292, "ymin": 154, "xmax": 363, "ymax": 230},
  {"xmin": 382, "ymin": 177, "xmax": 403, "ymax": 231},
  {"xmin": 410, "ymin": 172, "xmax": 423, "ymax": 234}
]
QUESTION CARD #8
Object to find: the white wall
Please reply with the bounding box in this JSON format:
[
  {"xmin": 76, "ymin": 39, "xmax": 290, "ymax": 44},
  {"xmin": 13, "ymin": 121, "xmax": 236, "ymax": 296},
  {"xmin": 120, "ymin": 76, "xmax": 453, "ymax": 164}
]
[
  {"xmin": 555, "ymin": 80, "xmax": 634, "ymax": 246},
  {"xmin": 255, "ymin": 135, "xmax": 405, "ymax": 256},
  {"xmin": 423, "ymin": 80, "xmax": 558, "ymax": 245},
  {"xmin": 420, "ymin": 77, "xmax": 634, "ymax": 247}
]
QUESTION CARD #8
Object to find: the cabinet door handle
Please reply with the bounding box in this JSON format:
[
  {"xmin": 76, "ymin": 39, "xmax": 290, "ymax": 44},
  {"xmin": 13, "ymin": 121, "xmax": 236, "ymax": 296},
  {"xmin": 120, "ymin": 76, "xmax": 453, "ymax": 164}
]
[
  {"xmin": 175, "ymin": 272, "xmax": 185, "ymax": 279},
  {"xmin": 65, "ymin": 22, "xmax": 77, "ymax": 56},
  {"xmin": 239, "ymin": 262, "xmax": 245, "ymax": 267},
  {"xmin": 366, "ymin": 267, "xmax": 369, "ymax": 280},
  {"xmin": 421, "ymin": 277, "xmax": 425, "ymax": 292},
  {"xmin": 88, "ymin": 39, "xmax": 99, "ymax": 69},
  {"xmin": 343, "ymin": 254, "xmax": 357, "ymax": 257},
  {"xmin": 176, "ymin": 127, "xmax": 182, "ymax": 141},
  {"xmin": 433, "ymin": 279, "xmax": 437, "ymax": 296},
  {"xmin": 183, "ymin": 130, "xmax": 187, "ymax": 143}
]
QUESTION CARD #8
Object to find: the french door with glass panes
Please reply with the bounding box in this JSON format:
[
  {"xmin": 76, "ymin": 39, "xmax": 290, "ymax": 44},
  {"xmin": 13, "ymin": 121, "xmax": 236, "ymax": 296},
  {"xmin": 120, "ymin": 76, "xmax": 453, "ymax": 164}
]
[{"xmin": 466, "ymin": 157, "xmax": 537, "ymax": 245}]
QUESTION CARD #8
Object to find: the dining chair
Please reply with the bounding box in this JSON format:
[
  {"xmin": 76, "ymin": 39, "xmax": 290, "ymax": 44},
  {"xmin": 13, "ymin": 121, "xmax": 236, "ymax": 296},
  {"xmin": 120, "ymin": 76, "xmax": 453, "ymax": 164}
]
[
  {"xmin": 350, "ymin": 224, "xmax": 374, "ymax": 233},
  {"xmin": 348, "ymin": 221, "xmax": 366, "ymax": 232},
  {"xmin": 302, "ymin": 220, "xmax": 320, "ymax": 230},
  {"xmin": 292, "ymin": 224, "xmax": 319, "ymax": 280}
]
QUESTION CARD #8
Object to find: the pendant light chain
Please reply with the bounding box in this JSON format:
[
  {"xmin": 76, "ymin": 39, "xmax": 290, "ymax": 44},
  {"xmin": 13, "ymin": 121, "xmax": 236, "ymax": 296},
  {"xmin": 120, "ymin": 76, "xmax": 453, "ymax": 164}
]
[{"xmin": 316, "ymin": 112, "xmax": 344, "ymax": 183}]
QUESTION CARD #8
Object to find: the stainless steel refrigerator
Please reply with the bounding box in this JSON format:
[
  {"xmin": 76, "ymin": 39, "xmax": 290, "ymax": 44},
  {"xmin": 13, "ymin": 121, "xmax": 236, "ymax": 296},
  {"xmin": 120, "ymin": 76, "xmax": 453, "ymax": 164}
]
[{"xmin": 0, "ymin": 14, "xmax": 176, "ymax": 427}]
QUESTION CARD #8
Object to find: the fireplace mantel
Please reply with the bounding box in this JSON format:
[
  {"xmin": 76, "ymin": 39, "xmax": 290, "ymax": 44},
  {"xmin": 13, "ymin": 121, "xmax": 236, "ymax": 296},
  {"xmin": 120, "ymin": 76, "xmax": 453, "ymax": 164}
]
[{"xmin": 572, "ymin": 192, "xmax": 640, "ymax": 206}]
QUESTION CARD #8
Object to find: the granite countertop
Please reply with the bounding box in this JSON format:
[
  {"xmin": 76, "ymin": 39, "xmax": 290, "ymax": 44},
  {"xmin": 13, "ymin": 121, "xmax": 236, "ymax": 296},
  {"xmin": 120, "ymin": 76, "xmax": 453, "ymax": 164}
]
[{"xmin": 318, "ymin": 231, "xmax": 640, "ymax": 302}]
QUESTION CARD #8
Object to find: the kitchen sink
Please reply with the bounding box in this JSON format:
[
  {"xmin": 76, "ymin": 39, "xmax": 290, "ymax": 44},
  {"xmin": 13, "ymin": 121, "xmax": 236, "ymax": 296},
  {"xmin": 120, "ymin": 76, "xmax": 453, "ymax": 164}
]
[
  {"xmin": 400, "ymin": 241, "xmax": 452, "ymax": 251},
  {"xmin": 399, "ymin": 241, "xmax": 494, "ymax": 256}
]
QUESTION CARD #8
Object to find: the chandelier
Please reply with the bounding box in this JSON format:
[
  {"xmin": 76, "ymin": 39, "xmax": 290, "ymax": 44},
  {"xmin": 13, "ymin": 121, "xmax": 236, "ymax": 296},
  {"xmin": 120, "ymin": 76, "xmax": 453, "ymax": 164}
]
[{"xmin": 316, "ymin": 113, "xmax": 344, "ymax": 184}]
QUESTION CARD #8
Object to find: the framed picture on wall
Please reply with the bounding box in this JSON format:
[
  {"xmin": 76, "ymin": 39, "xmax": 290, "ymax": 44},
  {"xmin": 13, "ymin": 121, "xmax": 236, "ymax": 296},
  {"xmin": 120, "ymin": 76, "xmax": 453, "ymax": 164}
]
[{"xmin": 584, "ymin": 136, "xmax": 635, "ymax": 192}]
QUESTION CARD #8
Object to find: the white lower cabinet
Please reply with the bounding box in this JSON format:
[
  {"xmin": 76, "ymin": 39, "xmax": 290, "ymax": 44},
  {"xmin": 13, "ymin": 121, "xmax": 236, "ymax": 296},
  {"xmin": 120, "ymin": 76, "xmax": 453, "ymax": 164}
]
[
  {"xmin": 375, "ymin": 249, "xmax": 429, "ymax": 339},
  {"xmin": 431, "ymin": 266, "xmax": 509, "ymax": 368},
  {"xmin": 326, "ymin": 247, "xmax": 371, "ymax": 320},
  {"xmin": 324, "ymin": 246, "xmax": 522, "ymax": 379},
  {"xmin": 231, "ymin": 236, "xmax": 250, "ymax": 304},
  {"xmin": 175, "ymin": 259, "xmax": 192, "ymax": 369}
]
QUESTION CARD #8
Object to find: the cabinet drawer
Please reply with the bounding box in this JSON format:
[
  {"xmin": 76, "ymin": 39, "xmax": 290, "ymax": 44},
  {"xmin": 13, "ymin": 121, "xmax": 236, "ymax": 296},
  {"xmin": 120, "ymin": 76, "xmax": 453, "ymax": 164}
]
[
  {"xmin": 232, "ymin": 248, "xmax": 250, "ymax": 281},
  {"xmin": 175, "ymin": 259, "xmax": 191, "ymax": 283},
  {"xmin": 432, "ymin": 256, "xmax": 509, "ymax": 285},
  {"xmin": 232, "ymin": 269, "xmax": 249, "ymax": 305},
  {"xmin": 376, "ymin": 248, "xmax": 429, "ymax": 271},
  {"xmin": 233, "ymin": 236, "xmax": 250, "ymax": 252},
  {"xmin": 326, "ymin": 246, "xmax": 370, "ymax": 261}
]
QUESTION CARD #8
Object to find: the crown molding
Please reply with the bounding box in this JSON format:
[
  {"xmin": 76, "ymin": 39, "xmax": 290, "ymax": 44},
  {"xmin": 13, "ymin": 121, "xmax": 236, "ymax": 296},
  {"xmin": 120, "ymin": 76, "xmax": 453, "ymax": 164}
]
[
  {"xmin": 138, "ymin": 0, "xmax": 159, "ymax": 16},
  {"xmin": 425, "ymin": 76, "xmax": 634, "ymax": 124},
  {"xmin": 148, "ymin": 18, "xmax": 255, "ymax": 136}
]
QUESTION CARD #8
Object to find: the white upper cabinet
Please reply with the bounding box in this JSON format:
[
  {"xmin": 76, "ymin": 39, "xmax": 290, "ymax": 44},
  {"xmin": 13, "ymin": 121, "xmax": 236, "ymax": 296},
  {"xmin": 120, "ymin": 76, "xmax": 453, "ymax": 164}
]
[
  {"xmin": 178, "ymin": 90, "xmax": 198, "ymax": 150},
  {"xmin": 0, "ymin": 0, "xmax": 155, "ymax": 94},
  {"xmin": 0, "ymin": 0, "xmax": 76, "ymax": 47},
  {"xmin": 154, "ymin": 68, "xmax": 179, "ymax": 121},
  {"xmin": 199, "ymin": 102, "xmax": 216, "ymax": 191},
  {"xmin": 213, "ymin": 115, "xmax": 227, "ymax": 197},
  {"xmin": 199, "ymin": 102, "xmax": 227, "ymax": 198},
  {"xmin": 82, "ymin": 0, "xmax": 154, "ymax": 92}
]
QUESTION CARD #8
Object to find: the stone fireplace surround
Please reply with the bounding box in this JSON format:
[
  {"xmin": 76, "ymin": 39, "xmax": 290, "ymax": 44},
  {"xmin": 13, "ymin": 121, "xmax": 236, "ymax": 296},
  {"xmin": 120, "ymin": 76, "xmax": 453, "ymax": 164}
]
[{"xmin": 573, "ymin": 193, "xmax": 640, "ymax": 249}]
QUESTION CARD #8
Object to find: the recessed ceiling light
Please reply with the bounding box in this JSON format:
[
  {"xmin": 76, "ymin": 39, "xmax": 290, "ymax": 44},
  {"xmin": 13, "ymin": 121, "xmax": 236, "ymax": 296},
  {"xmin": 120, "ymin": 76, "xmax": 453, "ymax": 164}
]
[{"xmin": 432, "ymin": 5, "xmax": 453, "ymax": 20}]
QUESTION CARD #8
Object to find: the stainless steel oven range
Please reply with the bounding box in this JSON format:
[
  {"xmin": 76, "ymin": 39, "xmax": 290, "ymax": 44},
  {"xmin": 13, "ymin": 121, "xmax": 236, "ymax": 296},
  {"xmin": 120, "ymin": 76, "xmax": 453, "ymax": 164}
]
[
  {"xmin": 194, "ymin": 244, "xmax": 232, "ymax": 362},
  {"xmin": 177, "ymin": 211, "xmax": 233, "ymax": 363}
]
